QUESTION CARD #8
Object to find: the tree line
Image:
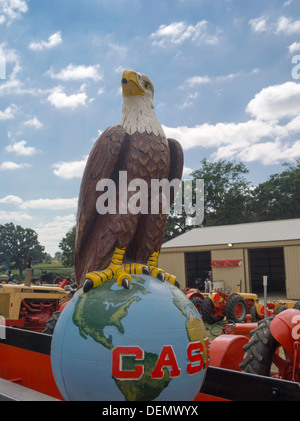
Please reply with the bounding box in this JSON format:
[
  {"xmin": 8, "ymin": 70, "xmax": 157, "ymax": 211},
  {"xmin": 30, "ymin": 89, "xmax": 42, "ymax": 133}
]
[
  {"xmin": 1, "ymin": 159, "xmax": 299, "ymax": 274},
  {"xmin": 164, "ymin": 158, "xmax": 300, "ymax": 241}
]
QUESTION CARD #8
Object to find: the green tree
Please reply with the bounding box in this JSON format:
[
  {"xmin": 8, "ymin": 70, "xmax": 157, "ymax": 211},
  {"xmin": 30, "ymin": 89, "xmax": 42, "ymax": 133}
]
[
  {"xmin": 54, "ymin": 251, "xmax": 63, "ymax": 262},
  {"xmin": 250, "ymin": 160, "xmax": 300, "ymax": 221},
  {"xmin": 0, "ymin": 223, "xmax": 45, "ymax": 276},
  {"xmin": 164, "ymin": 159, "xmax": 252, "ymax": 241},
  {"xmin": 59, "ymin": 226, "xmax": 76, "ymax": 267},
  {"xmin": 191, "ymin": 159, "xmax": 251, "ymax": 226},
  {"xmin": 43, "ymin": 253, "xmax": 53, "ymax": 264}
]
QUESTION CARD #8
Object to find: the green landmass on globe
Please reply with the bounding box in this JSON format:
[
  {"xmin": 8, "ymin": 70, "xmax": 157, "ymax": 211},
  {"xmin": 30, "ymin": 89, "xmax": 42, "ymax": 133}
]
[
  {"xmin": 113, "ymin": 353, "xmax": 172, "ymax": 401},
  {"xmin": 72, "ymin": 275, "xmax": 207, "ymax": 401}
]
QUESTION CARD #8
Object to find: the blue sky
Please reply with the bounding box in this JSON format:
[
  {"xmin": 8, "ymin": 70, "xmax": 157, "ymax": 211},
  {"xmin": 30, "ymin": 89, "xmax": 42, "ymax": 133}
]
[{"xmin": 0, "ymin": 0, "xmax": 300, "ymax": 256}]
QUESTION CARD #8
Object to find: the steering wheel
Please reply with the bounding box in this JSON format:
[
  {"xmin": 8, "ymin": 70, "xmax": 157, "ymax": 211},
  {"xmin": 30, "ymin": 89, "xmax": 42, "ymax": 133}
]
[
  {"xmin": 222, "ymin": 322, "xmax": 236, "ymax": 334},
  {"xmin": 209, "ymin": 320, "xmax": 236, "ymax": 337}
]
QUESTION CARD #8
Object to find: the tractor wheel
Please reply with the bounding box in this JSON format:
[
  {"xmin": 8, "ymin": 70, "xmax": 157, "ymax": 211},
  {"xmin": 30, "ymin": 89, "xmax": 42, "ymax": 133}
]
[
  {"xmin": 225, "ymin": 294, "xmax": 248, "ymax": 322},
  {"xmin": 250, "ymin": 304, "xmax": 260, "ymax": 322},
  {"xmin": 190, "ymin": 296, "xmax": 203, "ymax": 315},
  {"xmin": 43, "ymin": 310, "xmax": 60, "ymax": 335},
  {"xmin": 239, "ymin": 316, "xmax": 296, "ymax": 379},
  {"xmin": 275, "ymin": 305, "xmax": 287, "ymax": 314},
  {"xmin": 202, "ymin": 297, "xmax": 224, "ymax": 324},
  {"xmin": 294, "ymin": 301, "xmax": 300, "ymax": 310}
]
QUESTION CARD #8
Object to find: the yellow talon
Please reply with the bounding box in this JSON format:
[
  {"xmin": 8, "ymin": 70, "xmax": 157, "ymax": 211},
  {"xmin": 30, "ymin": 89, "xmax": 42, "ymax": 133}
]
[
  {"xmin": 83, "ymin": 248, "xmax": 178, "ymax": 293},
  {"xmin": 83, "ymin": 247, "xmax": 150, "ymax": 292},
  {"xmin": 147, "ymin": 251, "xmax": 177, "ymax": 285}
]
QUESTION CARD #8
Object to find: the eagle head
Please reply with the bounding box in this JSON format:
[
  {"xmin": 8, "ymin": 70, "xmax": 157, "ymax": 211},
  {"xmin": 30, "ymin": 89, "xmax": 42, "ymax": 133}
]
[
  {"xmin": 120, "ymin": 70, "xmax": 165, "ymax": 137},
  {"xmin": 121, "ymin": 70, "xmax": 154, "ymax": 99}
]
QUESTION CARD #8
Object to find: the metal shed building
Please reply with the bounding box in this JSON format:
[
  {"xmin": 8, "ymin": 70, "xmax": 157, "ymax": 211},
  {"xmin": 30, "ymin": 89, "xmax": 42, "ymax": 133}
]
[{"xmin": 159, "ymin": 218, "xmax": 300, "ymax": 299}]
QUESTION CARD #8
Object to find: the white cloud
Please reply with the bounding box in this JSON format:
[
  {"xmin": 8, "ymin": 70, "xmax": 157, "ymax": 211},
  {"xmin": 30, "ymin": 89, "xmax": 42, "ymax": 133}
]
[
  {"xmin": 150, "ymin": 21, "xmax": 220, "ymax": 47},
  {"xmin": 177, "ymin": 92, "xmax": 199, "ymax": 109},
  {"xmin": 186, "ymin": 75, "xmax": 211, "ymax": 86},
  {"xmin": 182, "ymin": 166, "xmax": 193, "ymax": 177},
  {"xmin": 0, "ymin": 161, "xmax": 30, "ymax": 170},
  {"xmin": 34, "ymin": 214, "xmax": 76, "ymax": 256},
  {"xmin": 183, "ymin": 72, "xmax": 239, "ymax": 89},
  {"xmin": 20, "ymin": 197, "xmax": 78, "ymax": 210},
  {"xmin": 0, "ymin": 210, "xmax": 31, "ymax": 222},
  {"xmin": 0, "ymin": 44, "xmax": 25, "ymax": 96},
  {"xmin": 249, "ymin": 17, "xmax": 268, "ymax": 33},
  {"xmin": 5, "ymin": 140, "xmax": 38, "ymax": 156},
  {"xmin": 0, "ymin": 0, "xmax": 28, "ymax": 24},
  {"xmin": 163, "ymin": 81, "xmax": 300, "ymax": 165},
  {"xmin": 163, "ymin": 119, "xmax": 286, "ymax": 150},
  {"xmin": 249, "ymin": 15, "xmax": 300, "ymax": 36},
  {"xmin": 0, "ymin": 104, "xmax": 17, "ymax": 120},
  {"xmin": 53, "ymin": 157, "xmax": 88, "ymax": 179},
  {"xmin": 47, "ymin": 86, "xmax": 88, "ymax": 109},
  {"xmin": 0, "ymin": 194, "xmax": 78, "ymax": 210},
  {"xmin": 276, "ymin": 16, "xmax": 300, "ymax": 35},
  {"xmin": 0, "ymin": 195, "xmax": 23, "ymax": 205},
  {"xmin": 246, "ymin": 81, "xmax": 300, "ymax": 121},
  {"xmin": 28, "ymin": 31, "xmax": 62, "ymax": 51},
  {"xmin": 46, "ymin": 64, "xmax": 103, "ymax": 81},
  {"xmin": 0, "ymin": 63, "xmax": 23, "ymax": 95},
  {"xmin": 288, "ymin": 42, "xmax": 300, "ymax": 54},
  {"xmin": 23, "ymin": 116, "xmax": 43, "ymax": 129},
  {"xmin": 214, "ymin": 139, "xmax": 300, "ymax": 165}
]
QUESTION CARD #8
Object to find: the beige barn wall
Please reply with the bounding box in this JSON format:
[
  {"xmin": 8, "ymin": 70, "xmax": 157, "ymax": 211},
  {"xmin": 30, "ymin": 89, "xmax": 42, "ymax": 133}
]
[
  {"xmin": 158, "ymin": 251, "xmax": 186, "ymax": 289},
  {"xmin": 284, "ymin": 245, "xmax": 300, "ymax": 299}
]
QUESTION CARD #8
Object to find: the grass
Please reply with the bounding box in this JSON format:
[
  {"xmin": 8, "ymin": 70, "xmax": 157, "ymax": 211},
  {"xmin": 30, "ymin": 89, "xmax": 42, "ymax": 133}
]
[{"xmin": 2, "ymin": 260, "xmax": 75, "ymax": 282}]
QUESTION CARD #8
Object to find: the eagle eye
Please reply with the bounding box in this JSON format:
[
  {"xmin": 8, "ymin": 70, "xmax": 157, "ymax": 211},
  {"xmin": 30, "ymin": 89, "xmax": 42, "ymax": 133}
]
[{"xmin": 144, "ymin": 82, "xmax": 150, "ymax": 89}]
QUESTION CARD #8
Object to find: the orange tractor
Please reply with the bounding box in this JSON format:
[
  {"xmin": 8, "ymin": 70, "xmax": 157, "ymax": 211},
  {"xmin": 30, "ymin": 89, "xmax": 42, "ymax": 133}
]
[{"xmin": 186, "ymin": 284, "xmax": 258, "ymax": 324}]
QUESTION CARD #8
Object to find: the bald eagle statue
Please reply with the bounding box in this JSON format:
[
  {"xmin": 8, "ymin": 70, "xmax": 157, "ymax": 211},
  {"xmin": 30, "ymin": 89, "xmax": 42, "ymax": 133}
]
[{"xmin": 75, "ymin": 70, "xmax": 184, "ymax": 292}]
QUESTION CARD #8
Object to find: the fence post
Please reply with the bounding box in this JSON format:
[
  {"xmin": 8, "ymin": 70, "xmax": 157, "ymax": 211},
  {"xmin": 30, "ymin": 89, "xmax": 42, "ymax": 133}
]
[{"xmin": 263, "ymin": 276, "xmax": 268, "ymax": 319}]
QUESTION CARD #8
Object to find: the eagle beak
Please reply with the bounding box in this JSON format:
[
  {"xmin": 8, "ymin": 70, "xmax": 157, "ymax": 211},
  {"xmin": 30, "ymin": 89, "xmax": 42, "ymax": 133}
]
[{"xmin": 121, "ymin": 70, "xmax": 145, "ymax": 97}]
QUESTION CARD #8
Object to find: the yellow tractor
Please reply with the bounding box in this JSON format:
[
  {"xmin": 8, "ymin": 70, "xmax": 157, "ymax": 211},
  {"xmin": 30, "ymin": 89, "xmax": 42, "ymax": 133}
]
[
  {"xmin": 0, "ymin": 269, "xmax": 70, "ymax": 332},
  {"xmin": 250, "ymin": 299, "xmax": 300, "ymax": 321}
]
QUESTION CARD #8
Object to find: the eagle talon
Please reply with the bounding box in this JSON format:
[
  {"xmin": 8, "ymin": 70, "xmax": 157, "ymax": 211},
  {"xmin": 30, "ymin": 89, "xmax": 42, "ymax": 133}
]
[
  {"xmin": 83, "ymin": 278, "xmax": 94, "ymax": 293},
  {"xmin": 142, "ymin": 266, "xmax": 150, "ymax": 275},
  {"xmin": 122, "ymin": 278, "xmax": 130, "ymax": 289},
  {"xmin": 156, "ymin": 272, "xmax": 165, "ymax": 282}
]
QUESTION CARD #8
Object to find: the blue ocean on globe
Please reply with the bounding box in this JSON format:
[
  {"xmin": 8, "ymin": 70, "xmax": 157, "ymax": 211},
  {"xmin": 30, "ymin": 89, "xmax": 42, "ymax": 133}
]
[{"xmin": 51, "ymin": 274, "xmax": 208, "ymax": 401}]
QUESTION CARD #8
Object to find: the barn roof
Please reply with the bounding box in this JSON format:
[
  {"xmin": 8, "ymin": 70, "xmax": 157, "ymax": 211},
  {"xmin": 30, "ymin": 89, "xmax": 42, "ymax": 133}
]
[{"xmin": 162, "ymin": 218, "xmax": 300, "ymax": 249}]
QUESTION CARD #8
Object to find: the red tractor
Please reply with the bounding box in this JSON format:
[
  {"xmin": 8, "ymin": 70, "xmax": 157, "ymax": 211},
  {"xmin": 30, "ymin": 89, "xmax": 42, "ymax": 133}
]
[{"xmin": 209, "ymin": 308, "xmax": 300, "ymax": 383}]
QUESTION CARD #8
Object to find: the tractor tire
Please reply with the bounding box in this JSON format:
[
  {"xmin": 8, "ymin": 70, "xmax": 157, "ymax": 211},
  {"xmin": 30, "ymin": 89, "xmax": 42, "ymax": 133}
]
[
  {"xmin": 240, "ymin": 317, "xmax": 277, "ymax": 376},
  {"xmin": 202, "ymin": 297, "xmax": 224, "ymax": 324},
  {"xmin": 294, "ymin": 301, "xmax": 300, "ymax": 310},
  {"xmin": 225, "ymin": 294, "xmax": 248, "ymax": 322},
  {"xmin": 190, "ymin": 296, "xmax": 203, "ymax": 315},
  {"xmin": 275, "ymin": 305, "xmax": 287, "ymax": 314},
  {"xmin": 250, "ymin": 304, "xmax": 259, "ymax": 322},
  {"xmin": 43, "ymin": 310, "xmax": 60, "ymax": 335}
]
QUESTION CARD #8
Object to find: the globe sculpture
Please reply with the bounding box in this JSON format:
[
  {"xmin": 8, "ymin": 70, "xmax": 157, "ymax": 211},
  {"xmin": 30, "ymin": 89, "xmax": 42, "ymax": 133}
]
[{"xmin": 51, "ymin": 274, "xmax": 208, "ymax": 401}]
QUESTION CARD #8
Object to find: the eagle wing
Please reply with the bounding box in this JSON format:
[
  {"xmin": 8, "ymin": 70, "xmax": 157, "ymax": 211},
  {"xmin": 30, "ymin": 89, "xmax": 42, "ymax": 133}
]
[
  {"xmin": 167, "ymin": 138, "xmax": 184, "ymax": 204},
  {"xmin": 75, "ymin": 125, "xmax": 127, "ymax": 267}
]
